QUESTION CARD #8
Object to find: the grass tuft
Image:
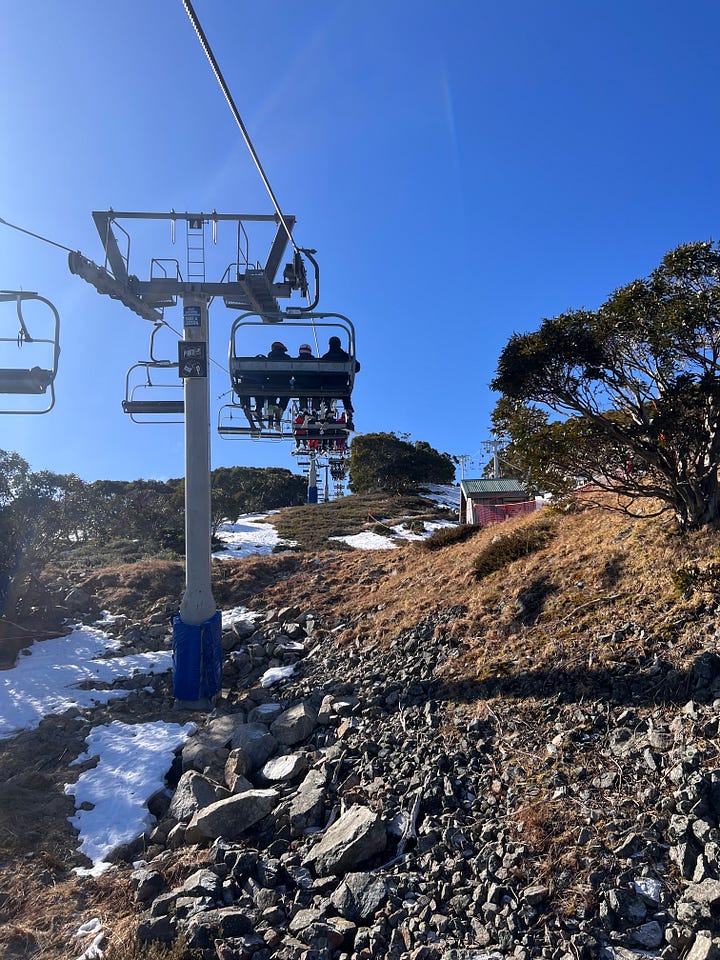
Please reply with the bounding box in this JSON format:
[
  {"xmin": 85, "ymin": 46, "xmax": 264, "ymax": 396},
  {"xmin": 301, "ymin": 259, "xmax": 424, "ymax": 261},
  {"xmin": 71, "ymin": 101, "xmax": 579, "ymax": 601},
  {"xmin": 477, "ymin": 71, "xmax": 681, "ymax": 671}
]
[
  {"xmin": 420, "ymin": 523, "xmax": 482, "ymax": 551},
  {"xmin": 473, "ymin": 515, "xmax": 556, "ymax": 579}
]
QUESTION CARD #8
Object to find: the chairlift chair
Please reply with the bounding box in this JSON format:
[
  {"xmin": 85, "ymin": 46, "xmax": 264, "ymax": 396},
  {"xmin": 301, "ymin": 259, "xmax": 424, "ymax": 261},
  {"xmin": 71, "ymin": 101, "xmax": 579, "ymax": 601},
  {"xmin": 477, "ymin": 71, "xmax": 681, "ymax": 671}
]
[
  {"xmin": 218, "ymin": 401, "xmax": 288, "ymax": 440},
  {"xmin": 228, "ymin": 311, "xmax": 357, "ymax": 439},
  {"xmin": 122, "ymin": 322, "xmax": 184, "ymax": 423},
  {"xmin": 0, "ymin": 291, "xmax": 60, "ymax": 414}
]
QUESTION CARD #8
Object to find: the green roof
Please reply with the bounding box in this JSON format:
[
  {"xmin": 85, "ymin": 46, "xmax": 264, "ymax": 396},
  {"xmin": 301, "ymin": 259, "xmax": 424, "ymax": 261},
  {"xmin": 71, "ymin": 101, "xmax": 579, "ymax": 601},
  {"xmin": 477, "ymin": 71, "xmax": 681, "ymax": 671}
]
[{"xmin": 460, "ymin": 478, "xmax": 527, "ymax": 495}]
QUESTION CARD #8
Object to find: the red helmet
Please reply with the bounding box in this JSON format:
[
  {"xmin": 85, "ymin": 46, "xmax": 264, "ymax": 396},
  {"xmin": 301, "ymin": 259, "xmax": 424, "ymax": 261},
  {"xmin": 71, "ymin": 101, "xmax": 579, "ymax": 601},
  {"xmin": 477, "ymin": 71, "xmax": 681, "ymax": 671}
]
[{"xmin": 271, "ymin": 341, "xmax": 287, "ymax": 351}]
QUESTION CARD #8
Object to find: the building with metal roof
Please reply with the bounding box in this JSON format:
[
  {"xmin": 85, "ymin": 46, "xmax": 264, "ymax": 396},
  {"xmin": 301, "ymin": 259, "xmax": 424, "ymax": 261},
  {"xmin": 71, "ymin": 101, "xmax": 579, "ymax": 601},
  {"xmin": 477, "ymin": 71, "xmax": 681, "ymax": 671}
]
[{"xmin": 459, "ymin": 478, "xmax": 534, "ymax": 525}]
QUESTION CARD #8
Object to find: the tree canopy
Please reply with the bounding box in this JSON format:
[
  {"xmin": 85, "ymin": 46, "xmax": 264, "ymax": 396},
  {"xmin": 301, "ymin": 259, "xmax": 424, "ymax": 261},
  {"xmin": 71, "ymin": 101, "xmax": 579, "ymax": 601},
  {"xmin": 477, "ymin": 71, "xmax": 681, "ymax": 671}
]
[
  {"xmin": 491, "ymin": 241, "xmax": 720, "ymax": 529},
  {"xmin": 349, "ymin": 432, "xmax": 455, "ymax": 493}
]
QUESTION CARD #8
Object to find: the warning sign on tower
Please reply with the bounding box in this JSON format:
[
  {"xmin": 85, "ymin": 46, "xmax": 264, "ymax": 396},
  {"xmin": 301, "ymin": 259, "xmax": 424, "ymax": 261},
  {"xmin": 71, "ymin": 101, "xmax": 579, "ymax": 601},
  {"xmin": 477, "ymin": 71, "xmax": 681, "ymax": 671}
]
[{"xmin": 178, "ymin": 341, "xmax": 207, "ymax": 378}]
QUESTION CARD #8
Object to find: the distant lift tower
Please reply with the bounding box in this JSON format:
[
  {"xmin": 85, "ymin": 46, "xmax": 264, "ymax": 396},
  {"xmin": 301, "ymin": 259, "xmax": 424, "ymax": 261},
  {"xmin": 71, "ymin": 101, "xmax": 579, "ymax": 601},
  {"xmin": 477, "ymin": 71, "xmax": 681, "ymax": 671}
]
[{"xmin": 70, "ymin": 210, "xmax": 305, "ymax": 707}]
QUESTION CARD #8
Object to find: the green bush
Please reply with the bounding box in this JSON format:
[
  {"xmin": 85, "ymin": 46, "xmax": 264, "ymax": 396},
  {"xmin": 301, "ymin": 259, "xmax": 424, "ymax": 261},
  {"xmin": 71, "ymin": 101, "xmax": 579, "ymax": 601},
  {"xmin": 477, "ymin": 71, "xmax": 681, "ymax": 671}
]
[
  {"xmin": 672, "ymin": 559, "xmax": 720, "ymax": 597},
  {"xmin": 473, "ymin": 517, "xmax": 556, "ymax": 579}
]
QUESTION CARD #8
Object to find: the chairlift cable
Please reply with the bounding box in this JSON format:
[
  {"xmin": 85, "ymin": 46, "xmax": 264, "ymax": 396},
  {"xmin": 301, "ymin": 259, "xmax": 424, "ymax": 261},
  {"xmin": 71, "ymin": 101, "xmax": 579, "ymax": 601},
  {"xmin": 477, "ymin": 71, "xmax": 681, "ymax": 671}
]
[
  {"xmin": 181, "ymin": 0, "xmax": 299, "ymax": 255},
  {"xmin": 0, "ymin": 216, "xmax": 75, "ymax": 254}
]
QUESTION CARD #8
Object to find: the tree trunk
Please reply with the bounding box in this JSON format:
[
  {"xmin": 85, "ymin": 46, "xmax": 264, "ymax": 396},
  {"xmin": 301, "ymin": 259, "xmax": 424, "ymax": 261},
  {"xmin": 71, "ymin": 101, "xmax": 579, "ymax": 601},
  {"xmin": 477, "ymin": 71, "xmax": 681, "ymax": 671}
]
[{"xmin": 675, "ymin": 471, "xmax": 720, "ymax": 529}]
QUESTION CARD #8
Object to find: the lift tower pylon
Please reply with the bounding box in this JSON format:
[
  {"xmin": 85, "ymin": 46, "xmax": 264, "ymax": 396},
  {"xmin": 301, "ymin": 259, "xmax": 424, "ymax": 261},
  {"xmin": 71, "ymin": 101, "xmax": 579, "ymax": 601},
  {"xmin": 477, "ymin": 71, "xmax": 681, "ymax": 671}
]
[{"xmin": 70, "ymin": 210, "xmax": 310, "ymax": 709}]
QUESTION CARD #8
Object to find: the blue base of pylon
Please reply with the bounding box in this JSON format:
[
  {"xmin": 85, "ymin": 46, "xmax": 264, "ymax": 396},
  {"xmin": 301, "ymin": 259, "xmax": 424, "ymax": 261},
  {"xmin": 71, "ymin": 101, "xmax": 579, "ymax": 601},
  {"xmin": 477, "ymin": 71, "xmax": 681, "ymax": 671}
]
[{"xmin": 172, "ymin": 609, "xmax": 222, "ymax": 705}]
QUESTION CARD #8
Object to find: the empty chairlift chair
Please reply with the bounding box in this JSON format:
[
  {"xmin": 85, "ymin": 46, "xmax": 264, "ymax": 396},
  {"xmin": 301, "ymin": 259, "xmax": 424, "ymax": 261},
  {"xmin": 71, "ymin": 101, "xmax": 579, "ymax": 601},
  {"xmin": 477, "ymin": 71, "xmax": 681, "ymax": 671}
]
[
  {"xmin": 0, "ymin": 291, "xmax": 60, "ymax": 414},
  {"xmin": 122, "ymin": 322, "xmax": 184, "ymax": 423}
]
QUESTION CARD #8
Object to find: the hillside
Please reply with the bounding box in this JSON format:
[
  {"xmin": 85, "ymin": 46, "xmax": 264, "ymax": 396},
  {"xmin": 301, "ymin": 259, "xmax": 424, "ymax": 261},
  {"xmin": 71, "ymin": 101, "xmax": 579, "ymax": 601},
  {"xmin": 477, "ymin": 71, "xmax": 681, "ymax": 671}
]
[{"xmin": 2, "ymin": 493, "xmax": 720, "ymax": 960}]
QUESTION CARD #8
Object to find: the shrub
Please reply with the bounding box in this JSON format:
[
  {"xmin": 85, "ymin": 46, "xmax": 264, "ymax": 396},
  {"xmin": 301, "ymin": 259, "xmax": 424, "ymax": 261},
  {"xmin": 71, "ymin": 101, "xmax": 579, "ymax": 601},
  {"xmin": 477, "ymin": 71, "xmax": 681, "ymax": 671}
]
[
  {"xmin": 672, "ymin": 559, "xmax": 720, "ymax": 597},
  {"xmin": 421, "ymin": 524, "xmax": 482, "ymax": 551},
  {"xmin": 473, "ymin": 517, "xmax": 556, "ymax": 579}
]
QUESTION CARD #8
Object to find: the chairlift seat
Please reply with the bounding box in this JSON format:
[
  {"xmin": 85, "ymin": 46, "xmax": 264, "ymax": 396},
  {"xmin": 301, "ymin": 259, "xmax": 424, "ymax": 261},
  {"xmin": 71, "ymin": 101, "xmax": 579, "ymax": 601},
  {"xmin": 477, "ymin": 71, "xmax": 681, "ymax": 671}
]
[
  {"xmin": 122, "ymin": 399, "xmax": 185, "ymax": 415},
  {"xmin": 0, "ymin": 367, "xmax": 53, "ymax": 394},
  {"xmin": 230, "ymin": 357, "xmax": 354, "ymax": 398}
]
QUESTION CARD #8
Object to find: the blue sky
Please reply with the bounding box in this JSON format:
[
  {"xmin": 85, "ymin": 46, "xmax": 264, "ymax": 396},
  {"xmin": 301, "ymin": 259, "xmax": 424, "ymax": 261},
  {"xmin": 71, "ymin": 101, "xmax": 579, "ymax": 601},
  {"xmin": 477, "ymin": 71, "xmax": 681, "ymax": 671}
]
[{"xmin": 2, "ymin": 0, "xmax": 720, "ymax": 482}]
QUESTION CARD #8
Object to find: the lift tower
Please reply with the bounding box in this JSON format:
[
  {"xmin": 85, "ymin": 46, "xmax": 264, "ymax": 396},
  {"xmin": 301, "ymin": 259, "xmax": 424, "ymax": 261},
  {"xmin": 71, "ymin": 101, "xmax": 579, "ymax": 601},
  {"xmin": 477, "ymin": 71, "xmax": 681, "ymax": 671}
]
[{"xmin": 70, "ymin": 209, "xmax": 304, "ymax": 707}]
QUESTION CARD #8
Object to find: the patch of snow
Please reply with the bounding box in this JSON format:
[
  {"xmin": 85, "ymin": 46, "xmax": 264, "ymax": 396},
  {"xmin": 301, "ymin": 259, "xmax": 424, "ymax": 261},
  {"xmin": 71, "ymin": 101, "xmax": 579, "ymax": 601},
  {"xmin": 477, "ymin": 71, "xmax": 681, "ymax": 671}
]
[
  {"xmin": 222, "ymin": 605, "xmax": 261, "ymax": 631},
  {"xmin": 0, "ymin": 625, "xmax": 173, "ymax": 740},
  {"xmin": 390, "ymin": 520, "xmax": 457, "ymax": 541},
  {"xmin": 329, "ymin": 531, "xmax": 399, "ymax": 550},
  {"xmin": 66, "ymin": 719, "xmax": 196, "ymax": 875},
  {"xmin": 74, "ymin": 931, "xmax": 105, "ymax": 960},
  {"xmin": 74, "ymin": 918, "xmax": 102, "ymax": 938},
  {"xmin": 213, "ymin": 513, "xmax": 296, "ymax": 559},
  {"xmin": 260, "ymin": 664, "xmax": 297, "ymax": 687},
  {"xmin": 419, "ymin": 483, "xmax": 460, "ymax": 511}
]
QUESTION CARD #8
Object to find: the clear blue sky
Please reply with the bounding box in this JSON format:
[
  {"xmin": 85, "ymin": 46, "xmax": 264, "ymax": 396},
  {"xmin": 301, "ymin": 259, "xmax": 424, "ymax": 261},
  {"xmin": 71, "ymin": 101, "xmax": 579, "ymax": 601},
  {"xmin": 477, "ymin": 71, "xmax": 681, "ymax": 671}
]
[{"xmin": 2, "ymin": 1, "xmax": 719, "ymax": 482}]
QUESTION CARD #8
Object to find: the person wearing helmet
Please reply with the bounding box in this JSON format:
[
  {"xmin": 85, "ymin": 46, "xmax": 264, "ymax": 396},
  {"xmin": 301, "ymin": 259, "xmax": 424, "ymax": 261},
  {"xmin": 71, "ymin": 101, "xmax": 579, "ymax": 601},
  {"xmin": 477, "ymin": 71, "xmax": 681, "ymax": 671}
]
[{"xmin": 295, "ymin": 343, "xmax": 319, "ymax": 413}]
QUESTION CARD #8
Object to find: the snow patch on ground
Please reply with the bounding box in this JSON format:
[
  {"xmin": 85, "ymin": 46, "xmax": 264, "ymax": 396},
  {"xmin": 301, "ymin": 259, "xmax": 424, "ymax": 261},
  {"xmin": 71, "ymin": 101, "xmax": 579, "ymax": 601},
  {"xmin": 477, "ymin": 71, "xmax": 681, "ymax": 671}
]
[
  {"xmin": 419, "ymin": 483, "xmax": 461, "ymax": 511},
  {"xmin": 66, "ymin": 719, "xmax": 196, "ymax": 875},
  {"xmin": 222, "ymin": 606, "xmax": 261, "ymax": 632},
  {"xmin": 330, "ymin": 519, "xmax": 457, "ymax": 551},
  {"xmin": 330, "ymin": 531, "xmax": 399, "ymax": 550},
  {"xmin": 213, "ymin": 513, "xmax": 296, "ymax": 559},
  {"xmin": 0, "ymin": 625, "xmax": 173, "ymax": 740}
]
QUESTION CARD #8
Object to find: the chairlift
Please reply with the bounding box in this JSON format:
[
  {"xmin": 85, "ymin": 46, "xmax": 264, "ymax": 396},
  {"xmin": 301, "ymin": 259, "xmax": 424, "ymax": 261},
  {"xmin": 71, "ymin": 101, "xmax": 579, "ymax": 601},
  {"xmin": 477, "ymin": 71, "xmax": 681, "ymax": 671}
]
[
  {"xmin": 0, "ymin": 291, "xmax": 60, "ymax": 414},
  {"xmin": 227, "ymin": 311, "xmax": 358, "ymax": 439},
  {"xmin": 218, "ymin": 401, "xmax": 288, "ymax": 440},
  {"xmin": 122, "ymin": 322, "xmax": 184, "ymax": 423}
]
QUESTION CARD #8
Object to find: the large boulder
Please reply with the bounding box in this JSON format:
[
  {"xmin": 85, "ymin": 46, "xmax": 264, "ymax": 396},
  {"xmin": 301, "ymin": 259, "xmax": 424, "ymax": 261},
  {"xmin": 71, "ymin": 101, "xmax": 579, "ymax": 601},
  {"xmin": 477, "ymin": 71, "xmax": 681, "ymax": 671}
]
[
  {"xmin": 230, "ymin": 723, "xmax": 278, "ymax": 771},
  {"xmin": 303, "ymin": 805, "xmax": 386, "ymax": 876},
  {"xmin": 185, "ymin": 789, "xmax": 278, "ymax": 843},
  {"xmin": 167, "ymin": 771, "xmax": 220, "ymax": 822},
  {"xmin": 270, "ymin": 702, "xmax": 318, "ymax": 746}
]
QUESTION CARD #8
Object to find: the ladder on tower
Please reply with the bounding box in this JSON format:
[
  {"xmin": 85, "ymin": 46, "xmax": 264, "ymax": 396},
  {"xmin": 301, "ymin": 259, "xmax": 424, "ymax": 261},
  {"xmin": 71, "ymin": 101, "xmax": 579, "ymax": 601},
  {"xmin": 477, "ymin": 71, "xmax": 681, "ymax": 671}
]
[{"xmin": 186, "ymin": 218, "xmax": 206, "ymax": 283}]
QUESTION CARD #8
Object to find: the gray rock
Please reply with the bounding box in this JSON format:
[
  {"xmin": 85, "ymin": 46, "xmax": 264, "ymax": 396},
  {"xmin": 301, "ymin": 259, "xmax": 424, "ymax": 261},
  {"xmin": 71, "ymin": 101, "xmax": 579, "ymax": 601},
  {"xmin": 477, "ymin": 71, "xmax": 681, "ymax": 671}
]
[
  {"xmin": 182, "ymin": 907, "xmax": 255, "ymax": 949},
  {"xmin": 684, "ymin": 934, "xmax": 720, "ymax": 960},
  {"xmin": 607, "ymin": 888, "xmax": 647, "ymax": 925},
  {"xmin": 180, "ymin": 868, "xmax": 222, "ymax": 900},
  {"xmin": 130, "ymin": 868, "xmax": 164, "ymax": 903},
  {"xmin": 630, "ymin": 920, "xmax": 663, "ymax": 949},
  {"xmin": 682, "ymin": 878, "xmax": 720, "ymax": 906},
  {"xmin": 303, "ymin": 804, "xmax": 386, "ymax": 876},
  {"xmin": 289, "ymin": 769, "xmax": 326, "ymax": 837},
  {"xmin": 522, "ymin": 884, "xmax": 549, "ymax": 906},
  {"xmin": 230, "ymin": 723, "xmax": 278, "ymax": 771},
  {"xmin": 137, "ymin": 914, "xmax": 176, "ymax": 943},
  {"xmin": 247, "ymin": 701, "xmax": 285, "ymax": 725},
  {"xmin": 330, "ymin": 871, "xmax": 387, "ymax": 921},
  {"xmin": 167, "ymin": 770, "xmax": 220, "ymax": 821},
  {"xmin": 261, "ymin": 753, "xmax": 308, "ymax": 783},
  {"xmin": 270, "ymin": 702, "xmax": 318, "ymax": 746},
  {"xmin": 185, "ymin": 789, "xmax": 278, "ymax": 842},
  {"xmin": 64, "ymin": 587, "xmax": 92, "ymax": 612},
  {"xmin": 224, "ymin": 748, "xmax": 252, "ymax": 790},
  {"xmin": 288, "ymin": 907, "xmax": 324, "ymax": 933},
  {"xmin": 182, "ymin": 715, "xmax": 247, "ymax": 773}
]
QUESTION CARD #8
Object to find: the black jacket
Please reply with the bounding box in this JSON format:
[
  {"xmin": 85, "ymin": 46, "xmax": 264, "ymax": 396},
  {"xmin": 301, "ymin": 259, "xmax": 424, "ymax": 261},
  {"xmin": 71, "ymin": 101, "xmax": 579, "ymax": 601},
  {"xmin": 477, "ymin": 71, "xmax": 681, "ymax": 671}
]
[{"xmin": 321, "ymin": 346, "xmax": 360, "ymax": 372}]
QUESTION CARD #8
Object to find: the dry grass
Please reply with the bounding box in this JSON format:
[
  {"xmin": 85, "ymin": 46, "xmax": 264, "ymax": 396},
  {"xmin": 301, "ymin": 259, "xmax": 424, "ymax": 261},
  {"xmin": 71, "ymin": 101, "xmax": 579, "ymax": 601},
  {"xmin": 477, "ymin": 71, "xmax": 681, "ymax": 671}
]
[
  {"xmin": 472, "ymin": 514, "xmax": 556, "ymax": 578},
  {"xmin": 255, "ymin": 492, "xmax": 717, "ymax": 690},
  {"xmin": 4, "ymin": 489, "xmax": 720, "ymax": 957}
]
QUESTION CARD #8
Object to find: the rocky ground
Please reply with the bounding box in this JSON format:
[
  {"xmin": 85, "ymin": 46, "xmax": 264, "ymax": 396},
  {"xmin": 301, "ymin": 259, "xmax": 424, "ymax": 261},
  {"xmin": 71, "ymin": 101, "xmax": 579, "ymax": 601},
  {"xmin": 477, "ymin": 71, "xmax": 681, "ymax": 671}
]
[
  {"xmin": 3, "ymin": 501, "xmax": 720, "ymax": 960},
  {"xmin": 113, "ymin": 599, "xmax": 720, "ymax": 960}
]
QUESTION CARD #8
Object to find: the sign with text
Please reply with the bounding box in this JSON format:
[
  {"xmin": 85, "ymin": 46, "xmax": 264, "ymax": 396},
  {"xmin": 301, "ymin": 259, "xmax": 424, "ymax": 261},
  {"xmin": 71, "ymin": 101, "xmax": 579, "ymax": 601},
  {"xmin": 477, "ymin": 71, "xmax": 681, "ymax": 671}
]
[
  {"xmin": 178, "ymin": 341, "xmax": 207, "ymax": 378},
  {"xmin": 183, "ymin": 305, "xmax": 202, "ymax": 328}
]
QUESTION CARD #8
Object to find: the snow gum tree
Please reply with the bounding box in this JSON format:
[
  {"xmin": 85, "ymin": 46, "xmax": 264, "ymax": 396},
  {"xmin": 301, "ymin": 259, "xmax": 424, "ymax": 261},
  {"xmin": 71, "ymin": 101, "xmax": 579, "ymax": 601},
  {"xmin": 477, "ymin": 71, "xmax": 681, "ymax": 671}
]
[{"xmin": 491, "ymin": 241, "xmax": 720, "ymax": 530}]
